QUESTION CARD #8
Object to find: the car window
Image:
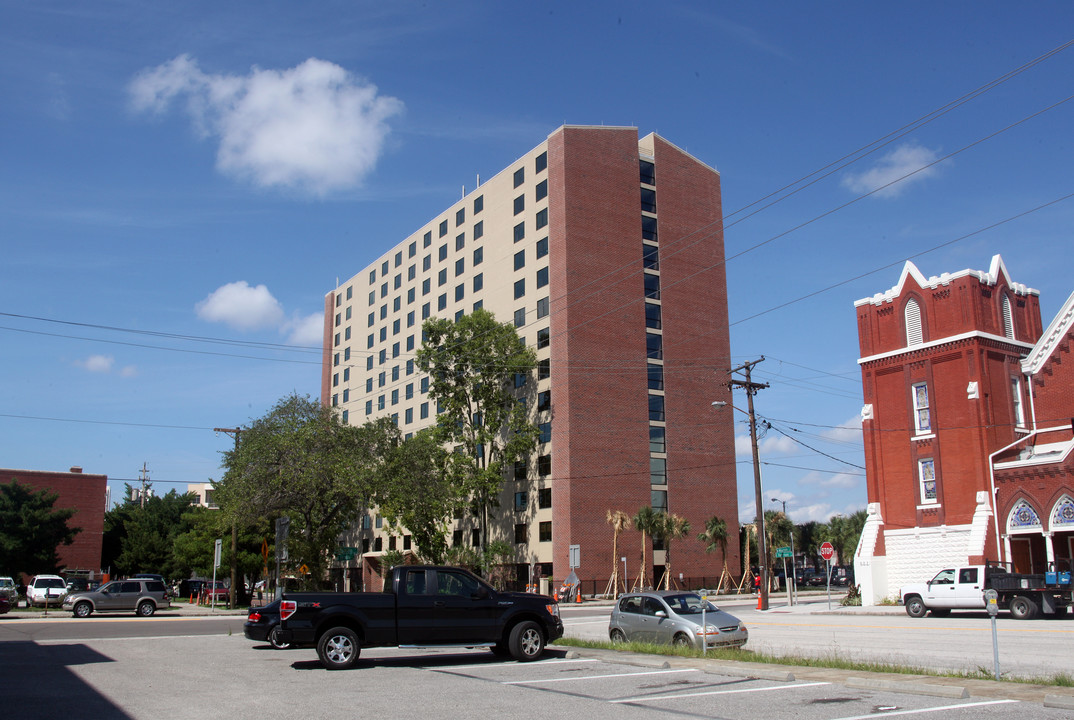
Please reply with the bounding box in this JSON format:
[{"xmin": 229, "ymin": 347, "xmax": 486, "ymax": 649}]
[
  {"xmin": 99, "ymin": 582, "xmax": 118, "ymax": 593},
  {"xmin": 663, "ymin": 594, "xmax": 714, "ymax": 614},
  {"xmin": 39, "ymin": 578, "xmax": 65, "ymax": 589},
  {"xmin": 146, "ymin": 581, "xmax": 165, "ymax": 592},
  {"xmin": 437, "ymin": 570, "xmax": 479, "ymax": 597},
  {"xmin": 403, "ymin": 570, "xmax": 428, "ymax": 595},
  {"xmin": 958, "ymin": 568, "xmax": 978, "ymax": 584},
  {"xmin": 642, "ymin": 597, "xmax": 665, "ymax": 616},
  {"xmin": 618, "ymin": 596, "xmax": 643, "ymax": 614},
  {"xmin": 932, "ymin": 569, "xmax": 956, "ymax": 585},
  {"xmin": 120, "ymin": 582, "xmax": 140, "ymax": 593}
]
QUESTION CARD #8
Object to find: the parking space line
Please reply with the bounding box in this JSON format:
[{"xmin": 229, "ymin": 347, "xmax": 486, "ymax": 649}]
[
  {"xmin": 420, "ymin": 657, "xmax": 600, "ymax": 671},
  {"xmin": 611, "ymin": 680, "xmax": 829, "ymax": 703},
  {"xmin": 827, "ymin": 699, "xmax": 1018, "ymax": 720},
  {"xmin": 504, "ymin": 668, "xmax": 699, "ymax": 684}
]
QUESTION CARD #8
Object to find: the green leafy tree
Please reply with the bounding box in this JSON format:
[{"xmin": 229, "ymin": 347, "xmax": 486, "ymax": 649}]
[
  {"xmin": 377, "ymin": 428, "xmax": 457, "ymax": 564},
  {"xmin": 795, "ymin": 520, "xmax": 823, "ymax": 569},
  {"xmin": 171, "ymin": 506, "xmax": 270, "ymax": 586},
  {"xmin": 380, "ymin": 550, "xmax": 406, "ymax": 579},
  {"xmin": 106, "ymin": 489, "xmax": 198, "ymax": 579},
  {"xmin": 821, "ymin": 509, "xmax": 867, "ymax": 565},
  {"xmin": 764, "ymin": 509, "xmax": 793, "ymax": 589},
  {"xmin": 0, "ymin": 480, "xmax": 80, "ymax": 575},
  {"xmin": 444, "ymin": 545, "xmax": 481, "ymax": 574},
  {"xmin": 482, "ymin": 540, "xmax": 515, "ymax": 590},
  {"xmin": 214, "ymin": 394, "xmax": 395, "ymax": 585},
  {"xmin": 415, "ymin": 308, "xmax": 539, "ymax": 549}
]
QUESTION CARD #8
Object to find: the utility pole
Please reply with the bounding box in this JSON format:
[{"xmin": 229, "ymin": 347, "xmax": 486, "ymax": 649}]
[
  {"xmin": 728, "ymin": 358, "xmax": 770, "ymax": 611},
  {"xmin": 137, "ymin": 462, "xmax": 151, "ymax": 508},
  {"xmin": 215, "ymin": 427, "xmax": 242, "ymax": 609}
]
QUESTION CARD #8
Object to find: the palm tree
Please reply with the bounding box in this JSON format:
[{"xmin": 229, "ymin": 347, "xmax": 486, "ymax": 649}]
[
  {"xmin": 632, "ymin": 506, "xmax": 658, "ymax": 590},
  {"xmin": 605, "ymin": 509, "xmax": 631, "ymax": 596},
  {"xmin": 658, "ymin": 513, "xmax": 691, "ymax": 589},
  {"xmin": 697, "ymin": 515, "xmax": 729, "ymax": 586}
]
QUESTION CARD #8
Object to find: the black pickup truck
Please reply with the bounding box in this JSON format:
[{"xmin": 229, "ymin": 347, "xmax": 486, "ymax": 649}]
[{"xmin": 278, "ymin": 565, "xmax": 563, "ymax": 669}]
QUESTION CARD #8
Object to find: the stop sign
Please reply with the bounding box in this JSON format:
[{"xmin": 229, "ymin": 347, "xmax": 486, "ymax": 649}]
[{"xmin": 820, "ymin": 542, "xmax": 835, "ymax": 561}]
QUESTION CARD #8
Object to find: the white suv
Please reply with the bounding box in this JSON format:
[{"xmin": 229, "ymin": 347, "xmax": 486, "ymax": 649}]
[{"xmin": 27, "ymin": 575, "xmax": 67, "ymax": 607}]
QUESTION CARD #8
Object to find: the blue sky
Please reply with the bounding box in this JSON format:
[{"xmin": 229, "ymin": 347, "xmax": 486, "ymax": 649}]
[{"xmin": 2, "ymin": 2, "xmax": 1072, "ymax": 526}]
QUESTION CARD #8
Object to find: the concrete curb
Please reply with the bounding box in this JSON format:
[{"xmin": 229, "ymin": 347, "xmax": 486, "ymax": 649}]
[
  {"xmin": 1044, "ymin": 694, "xmax": 1074, "ymax": 710},
  {"xmin": 708, "ymin": 664, "xmax": 796, "ymax": 682},
  {"xmin": 845, "ymin": 676, "xmax": 968, "ymax": 698}
]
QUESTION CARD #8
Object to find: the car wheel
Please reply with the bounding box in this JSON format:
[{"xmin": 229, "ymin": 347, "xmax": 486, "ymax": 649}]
[
  {"xmin": 74, "ymin": 601, "xmax": 92, "ymax": 618},
  {"xmin": 1009, "ymin": 595, "xmax": 1038, "ymax": 620},
  {"xmin": 268, "ymin": 626, "xmax": 292, "ymax": 649},
  {"xmin": 904, "ymin": 595, "xmax": 927, "ymax": 618},
  {"xmin": 137, "ymin": 601, "xmax": 155, "ymax": 617},
  {"xmin": 317, "ymin": 626, "xmax": 361, "ymax": 670},
  {"xmin": 610, "ymin": 628, "xmax": 627, "ymax": 644},
  {"xmin": 508, "ymin": 620, "xmax": 545, "ymax": 662},
  {"xmin": 672, "ymin": 633, "xmax": 692, "ymax": 648}
]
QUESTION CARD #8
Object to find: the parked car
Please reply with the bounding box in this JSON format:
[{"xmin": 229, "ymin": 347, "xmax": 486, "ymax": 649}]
[
  {"xmin": 26, "ymin": 575, "xmax": 67, "ymax": 607},
  {"xmin": 200, "ymin": 580, "xmax": 231, "ymax": 606},
  {"xmin": 0, "ymin": 595, "xmax": 10, "ymax": 615},
  {"xmin": 244, "ymin": 600, "xmax": 292, "ymax": 649},
  {"xmin": 65, "ymin": 578, "xmax": 101, "ymax": 594},
  {"xmin": 62, "ymin": 578, "xmax": 171, "ymax": 617},
  {"xmin": 608, "ymin": 591, "xmax": 748, "ymax": 650},
  {"xmin": 0, "ymin": 576, "xmax": 17, "ymax": 605}
]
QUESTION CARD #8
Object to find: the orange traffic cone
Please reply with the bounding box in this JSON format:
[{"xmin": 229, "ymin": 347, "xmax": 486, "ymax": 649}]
[
  {"xmin": 576, "ymin": 590, "xmax": 582, "ymax": 604},
  {"xmin": 756, "ymin": 595, "xmax": 762, "ymax": 610}
]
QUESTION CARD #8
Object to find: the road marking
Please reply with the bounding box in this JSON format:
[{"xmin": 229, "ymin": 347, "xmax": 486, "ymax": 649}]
[
  {"xmin": 827, "ymin": 699, "xmax": 1018, "ymax": 720},
  {"xmin": 612, "ymin": 680, "xmax": 829, "ymax": 703},
  {"xmin": 37, "ymin": 634, "xmax": 225, "ymax": 643},
  {"xmin": 504, "ymin": 668, "xmax": 699, "ymax": 684},
  {"xmin": 421, "ymin": 657, "xmax": 600, "ymax": 671}
]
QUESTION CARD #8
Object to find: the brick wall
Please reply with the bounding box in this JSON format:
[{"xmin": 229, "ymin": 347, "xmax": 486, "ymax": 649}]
[{"xmin": 1, "ymin": 468, "xmax": 106, "ymax": 574}]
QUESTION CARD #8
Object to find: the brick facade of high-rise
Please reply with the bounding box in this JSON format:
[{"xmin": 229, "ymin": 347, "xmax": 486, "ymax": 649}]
[{"xmin": 322, "ymin": 126, "xmax": 738, "ymax": 592}]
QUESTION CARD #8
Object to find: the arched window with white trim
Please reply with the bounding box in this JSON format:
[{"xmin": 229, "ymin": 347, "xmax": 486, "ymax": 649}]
[
  {"xmin": 1052, "ymin": 495, "xmax": 1074, "ymax": 530},
  {"xmin": 1007, "ymin": 499, "xmax": 1042, "ymax": 533},
  {"xmin": 905, "ymin": 298, "xmax": 923, "ymax": 346}
]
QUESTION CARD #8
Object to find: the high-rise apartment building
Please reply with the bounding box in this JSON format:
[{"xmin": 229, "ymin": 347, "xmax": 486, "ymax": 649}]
[{"xmin": 322, "ymin": 126, "xmax": 738, "ymax": 592}]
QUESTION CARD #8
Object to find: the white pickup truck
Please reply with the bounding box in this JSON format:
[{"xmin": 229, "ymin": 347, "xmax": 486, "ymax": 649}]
[{"xmin": 900, "ymin": 564, "xmax": 1072, "ymax": 620}]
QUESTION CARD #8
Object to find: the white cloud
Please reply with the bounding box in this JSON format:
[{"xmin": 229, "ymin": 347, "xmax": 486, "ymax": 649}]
[
  {"xmin": 824, "ymin": 415, "xmax": 863, "ymax": 443},
  {"xmin": 78, "ymin": 354, "xmax": 114, "ymax": 373},
  {"xmin": 285, "ymin": 313, "xmax": 325, "ymax": 346},
  {"xmin": 75, "ymin": 355, "xmax": 137, "ymax": 377},
  {"xmin": 196, "ymin": 281, "xmax": 284, "ymax": 331},
  {"xmin": 841, "ymin": 142, "xmax": 943, "ymax": 198},
  {"xmin": 130, "ymin": 55, "xmax": 403, "ymax": 194}
]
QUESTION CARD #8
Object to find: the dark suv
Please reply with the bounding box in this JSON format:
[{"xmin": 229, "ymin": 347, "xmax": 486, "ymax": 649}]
[{"xmin": 63, "ymin": 578, "xmax": 171, "ymax": 617}]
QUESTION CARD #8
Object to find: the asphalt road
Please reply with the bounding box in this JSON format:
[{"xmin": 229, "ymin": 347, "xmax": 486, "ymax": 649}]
[
  {"xmin": 1, "ymin": 615, "xmax": 1071, "ymax": 720},
  {"xmin": 2, "ymin": 602, "xmax": 1073, "ymax": 718},
  {"xmin": 560, "ymin": 600, "xmax": 1074, "ymax": 680}
]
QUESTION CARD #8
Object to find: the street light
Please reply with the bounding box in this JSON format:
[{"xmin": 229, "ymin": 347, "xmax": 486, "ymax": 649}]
[
  {"xmin": 712, "ymin": 398, "xmax": 769, "ymax": 611},
  {"xmin": 772, "ymin": 497, "xmax": 796, "ymax": 605}
]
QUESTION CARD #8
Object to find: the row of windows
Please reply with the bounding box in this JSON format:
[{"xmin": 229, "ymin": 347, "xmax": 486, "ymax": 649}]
[{"xmin": 642, "ymin": 167, "xmax": 667, "ymax": 490}]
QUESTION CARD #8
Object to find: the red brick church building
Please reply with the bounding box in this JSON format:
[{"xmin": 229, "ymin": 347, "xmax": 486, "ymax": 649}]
[{"xmin": 852, "ymin": 255, "xmax": 1074, "ymax": 604}]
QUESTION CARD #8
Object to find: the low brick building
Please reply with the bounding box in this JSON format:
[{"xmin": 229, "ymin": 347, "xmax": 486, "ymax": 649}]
[{"xmin": 0, "ymin": 466, "xmax": 107, "ymax": 576}]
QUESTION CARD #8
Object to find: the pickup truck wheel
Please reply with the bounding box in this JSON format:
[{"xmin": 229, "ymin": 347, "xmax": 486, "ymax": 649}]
[
  {"xmin": 137, "ymin": 601, "xmax": 155, "ymax": 617},
  {"xmin": 318, "ymin": 627, "xmax": 361, "ymax": 670},
  {"xmin": 269, "ymin": 627, "xmax": 292, "ymax": 649},
  {"xmin": 904, "ymin": 595, "xmax": 927, "ymax": 618},
  {"xmin": 74, "ymin": 601, "xmax": 92, "ymax": 618},
  {"xmin": 1009, "ymin": 595, "xmax": 1038, "ymax": 620},
  {"xmin": 508, "ymin": 621, "xmax": 545, "ymax": 662}
]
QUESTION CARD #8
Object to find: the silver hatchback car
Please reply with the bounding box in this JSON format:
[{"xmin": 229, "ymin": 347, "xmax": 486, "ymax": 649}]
[
  {"xmin": 63, "ymin": 578, "xmax": 171, "ymax": 617},
  {"xmin": 609, "ymin": 591, "xmax": 748, "ymax": 650}
]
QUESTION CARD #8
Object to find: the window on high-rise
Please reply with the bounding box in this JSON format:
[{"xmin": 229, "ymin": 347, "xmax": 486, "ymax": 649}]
[
  {"xmin": 535, "ymin": 208, "xmax": 547, "ymax": 230},
  {"xmin": 646, "ymin": 332, "xmax": 662, "ymax": 360},
  {"xmin": 513, "ymin": 167, "xmax": 524, "ymax": 188},
  {"xmin": 912, "ymin": 383, "xmax": 931, "ymax": 434},
  {"xmin": 647, "ymin": 363, "xmax": 664, "ymax": 390},
  {"xmin": 535, "ymin": 152, "xmax": 547, "ymax": 173},
  {"xmin": 644, "ymin": 273, "xmax": 660, "ymax": 299},
  {"xmin": 650, "ymin": 426, "xmax": 665, "ymax": 453},
  {"xmin": 535, "ymin": 179, "xmax": 547, "ymax": 202},
  {"xmin": 536, "ymin": 267, "xmax": 548, "ymax": 288},
  {"xmin": 640, "ymin": 187, "xmax": 657, "ymax": 213},
  {"xmin": 640, "ymin": 160, "xmax": 655, "ymax": 185},
  {"xmin": 919, "ymin": 458, "xmax": 938, "ymax": 503},
  {"xmin": 649, "ymin": 394, "xmax": 665, "ymax": 422},
  {"xmin": 514, "ymin": 249, "xmax": 525, "ymax": 271}
]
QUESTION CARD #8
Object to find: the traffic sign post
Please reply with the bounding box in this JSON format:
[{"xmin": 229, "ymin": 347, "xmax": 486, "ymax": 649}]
[
  {"xmin": 820, "ymin": 542, "xmax": 835, "ymax": 610},
  {"xmin": 776, "ymin": 546, "xmax": 793, "ymax": 607}
]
